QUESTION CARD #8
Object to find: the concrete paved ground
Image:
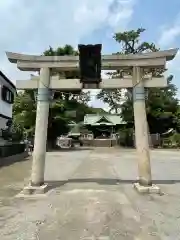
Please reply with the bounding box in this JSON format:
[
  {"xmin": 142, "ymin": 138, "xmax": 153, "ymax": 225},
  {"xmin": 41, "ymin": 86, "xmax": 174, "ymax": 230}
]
[{"xmin": 0, "ymin": 148, "xmax": 180, "ymax": 239}]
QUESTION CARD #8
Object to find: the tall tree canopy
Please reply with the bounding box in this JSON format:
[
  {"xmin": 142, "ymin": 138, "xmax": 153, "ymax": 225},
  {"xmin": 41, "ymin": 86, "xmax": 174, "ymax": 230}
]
[
  {"xmin": 97, "ymin": 28, "xmax": 179, "ymax": 133},
  {"xmin": 44, "ymin": 44, "xmax": 90, "ymax": 103}
]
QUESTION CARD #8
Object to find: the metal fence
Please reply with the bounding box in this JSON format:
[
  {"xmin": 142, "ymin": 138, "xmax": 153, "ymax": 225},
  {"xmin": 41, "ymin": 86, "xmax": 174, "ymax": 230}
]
[
  {"xmin": 133, "ymin": 133, "xmax": 161, "ymax": 148},
  {"xmin": 118, "ymin": 133, "xmax": 161, "ymax": 148}
]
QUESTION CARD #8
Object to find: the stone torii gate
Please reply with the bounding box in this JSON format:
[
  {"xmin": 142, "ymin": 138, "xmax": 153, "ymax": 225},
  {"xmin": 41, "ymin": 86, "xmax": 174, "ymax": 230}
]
[{"xmin": 6, "ymin": 48, "xmax": 178, "ymax": 194}]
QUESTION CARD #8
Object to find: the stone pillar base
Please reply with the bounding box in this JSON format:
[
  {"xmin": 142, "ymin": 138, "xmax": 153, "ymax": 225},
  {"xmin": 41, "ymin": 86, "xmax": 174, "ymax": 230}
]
[
  {"xmin": 16, "ymin": 184, "xmax": 49, "ymax": 197},
  {"xmin": 133, "ymin": 182, "xmax": 160, "ymax": 194}
]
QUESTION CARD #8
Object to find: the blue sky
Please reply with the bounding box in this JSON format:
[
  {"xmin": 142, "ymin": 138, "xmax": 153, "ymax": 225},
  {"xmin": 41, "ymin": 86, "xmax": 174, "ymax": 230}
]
[{"xmin": 0, "ymin": 0, "xmax": 179, "ymax": 109}]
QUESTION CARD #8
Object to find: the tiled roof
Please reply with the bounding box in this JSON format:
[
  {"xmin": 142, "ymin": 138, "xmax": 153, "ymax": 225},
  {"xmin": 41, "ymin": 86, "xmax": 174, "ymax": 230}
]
[{"xmin": 84, "ymin": 114, "xmax": 125, "ymax": 125}]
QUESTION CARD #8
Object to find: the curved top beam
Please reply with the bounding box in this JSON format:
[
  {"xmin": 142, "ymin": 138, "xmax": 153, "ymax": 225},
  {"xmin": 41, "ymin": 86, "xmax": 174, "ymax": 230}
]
[{"xmin": 6, "ymin": 48, "xmax": 179, "ymax": 64}]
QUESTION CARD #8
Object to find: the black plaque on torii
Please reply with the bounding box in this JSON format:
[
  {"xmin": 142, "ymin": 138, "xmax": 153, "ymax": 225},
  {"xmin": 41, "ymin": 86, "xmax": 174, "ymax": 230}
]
[{"xmin": 78, "ymin": 44, "xmax": 102, "ymax": 88}]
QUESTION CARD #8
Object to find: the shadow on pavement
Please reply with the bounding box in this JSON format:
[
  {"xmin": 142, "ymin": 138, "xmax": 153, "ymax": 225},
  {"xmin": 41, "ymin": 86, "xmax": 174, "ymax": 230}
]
[
  {"xmin": 0, "ymin": 152, "xmax": 30, "ymax": 168},
  {"xmin": 45, "ymin": 178, "xmax": 180, "ymax": 191},
  {"xmin": 47, "ymin": 147, "xmax": 93, "ymax": 152}
]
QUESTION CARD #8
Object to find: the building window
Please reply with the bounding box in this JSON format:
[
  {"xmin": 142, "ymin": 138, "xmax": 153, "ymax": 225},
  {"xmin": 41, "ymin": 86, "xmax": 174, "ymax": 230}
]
[{"xmin": 1, "ymin": 86, "xmax": 14, "ymax": 104}]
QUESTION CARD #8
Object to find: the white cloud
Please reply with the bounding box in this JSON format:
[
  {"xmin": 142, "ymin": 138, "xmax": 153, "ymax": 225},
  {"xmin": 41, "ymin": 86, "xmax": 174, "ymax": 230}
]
[
  {"xmin": 158, "ymin": 13, "xmax": 180, "ymax": 99},
  {"xmin": 0, "ymin": 0, "xmax": 136, "ymax": 109},
  {"xmin": 158, "ymin": 14, "xmax": 180, "ymax": 48},
  {"xmin": 167, "ymin": 50, "xmax": 180, "ymax": 98},
  {"xmin": 167, "ymin": 50, "xmax": 180, "ymax": 70},
  {"xmin": 0, "ymin": 0, "xmax": 136, "ymax": 82},
  {"xmin": 108, "ymin": 0, "xmax": 136, "ymax": 31}
]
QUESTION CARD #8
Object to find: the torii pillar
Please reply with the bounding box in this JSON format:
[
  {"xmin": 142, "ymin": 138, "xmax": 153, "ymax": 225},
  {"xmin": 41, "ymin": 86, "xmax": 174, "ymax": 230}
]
[
  {"xmin": 30, "ymin": 68, "xmax": 50, "ymax": 187},
  {"xmin": 132, "ymin": 67, "xmax": 153, "ymax": 192}
]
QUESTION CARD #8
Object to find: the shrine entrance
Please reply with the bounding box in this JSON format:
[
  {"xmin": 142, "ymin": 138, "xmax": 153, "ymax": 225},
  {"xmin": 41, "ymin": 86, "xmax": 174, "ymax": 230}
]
[
  {"xmin": 6, "ymin": 47, "xmax": 178, "ymax": 194},
  {"xmin": 82, "ymin": 114, "xmax": 125, "ymax": 147}
]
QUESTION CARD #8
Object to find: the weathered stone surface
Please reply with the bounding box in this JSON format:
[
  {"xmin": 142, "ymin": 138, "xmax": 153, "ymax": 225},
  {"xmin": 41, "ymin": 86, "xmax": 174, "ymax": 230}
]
[
  {"xmin": 0, "ymin": 151, "xmax": 29, "ymax": 167},
  {"xmin": 133, "ymin": 182, "xmax": 161, "ymax": 194},
  {"xmin": 17, "ymin": 184, "xmax": 49, "ymax": 196},
  {"xmin": 0, "ymin": 148, "xmax": 180, "ymax": 239}
]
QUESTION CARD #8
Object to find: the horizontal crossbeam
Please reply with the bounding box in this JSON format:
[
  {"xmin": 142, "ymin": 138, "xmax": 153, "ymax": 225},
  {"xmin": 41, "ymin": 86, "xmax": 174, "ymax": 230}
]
[
  {"xmin": 7, "ymin": 49, "xmax": 178, "ymax": 63},
  {"xmin": 16, "ymin": 76, "xmax": 167, "ymax": 90},
  {"xmin": 6, "ymin": 49, "xmax": 178, "ymax": 71},
  {"xmin": 16, "ymin": 58, "xmax": 166, "ymax": 71}
]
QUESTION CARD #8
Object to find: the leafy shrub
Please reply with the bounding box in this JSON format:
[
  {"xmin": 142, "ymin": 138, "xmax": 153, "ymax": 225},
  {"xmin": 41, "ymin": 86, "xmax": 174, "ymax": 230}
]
[
  {"xmin": 118, "ymin": 128, "xmax": 134, "ymax": 147},
  {"xmin": 170, "ymin": 133, "xmax": 180, "ymax": 147}
]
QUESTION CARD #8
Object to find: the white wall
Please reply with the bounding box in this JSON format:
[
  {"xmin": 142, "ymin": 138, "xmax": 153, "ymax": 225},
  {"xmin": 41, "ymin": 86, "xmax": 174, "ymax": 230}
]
[
  {"xmin": 0, "ymin": 74, "xmax": 16, "ymax": 119},
  {"xmin": 0, "ymin": 116, "xmax": 8, "ymax": 132},
  {"xmin": 0, "ymin": 90, "xmax": 13, "ymax": 118}
]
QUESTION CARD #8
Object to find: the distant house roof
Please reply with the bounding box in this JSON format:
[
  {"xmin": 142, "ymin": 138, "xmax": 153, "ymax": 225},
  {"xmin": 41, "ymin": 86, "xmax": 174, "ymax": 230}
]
[
  {"xmin": 0, "ymin": 71, "xmax": 16, "ymax": 90},
  {"xmin": 84, "ymin": 114, "xmax": 125, "ymax": 125}
]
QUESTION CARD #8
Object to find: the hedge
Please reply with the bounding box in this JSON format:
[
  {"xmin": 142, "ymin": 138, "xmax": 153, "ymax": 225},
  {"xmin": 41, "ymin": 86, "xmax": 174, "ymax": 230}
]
[{"xmin": 0, "ymin": 143, "xmax": 25, "ymax": 158}]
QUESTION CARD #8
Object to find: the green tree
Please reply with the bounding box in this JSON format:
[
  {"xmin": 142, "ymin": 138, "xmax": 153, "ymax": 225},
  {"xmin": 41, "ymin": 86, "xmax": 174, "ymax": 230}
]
[
  {"xmin": 43, "ymin": 45, "xmax": 93, "ymax": 143},
  {"xmin": 12, "ymin": 45, "xmax": 95, "ymax": 143},
  {"xmin": 13, "ymin": 91, "xmax": 36, "ymax": 138},
  {"xmin": 97, "ymin": 28, "xmax": 159, "ymax": 114},
  {"xmin": 97, "ymin": 28, "xmax": 179, "ymax": 133},
  {"xmin": 97, "ymin": 89, "xmax": 122, "ymax": 114},
  {"xmin": 43, "ymin": 44, "xmax": 90, "ymax": 103}
]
